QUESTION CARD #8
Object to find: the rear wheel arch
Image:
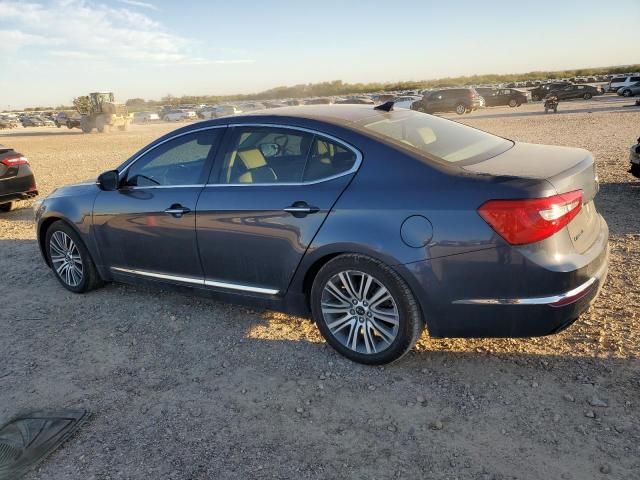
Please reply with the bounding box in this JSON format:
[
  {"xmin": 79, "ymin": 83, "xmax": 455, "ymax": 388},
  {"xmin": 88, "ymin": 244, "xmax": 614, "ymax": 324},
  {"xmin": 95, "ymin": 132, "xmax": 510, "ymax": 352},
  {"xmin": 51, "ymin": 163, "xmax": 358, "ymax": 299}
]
[{"xmin": 301, "ymin": 250, "xmax": 431, "ymax": 331}]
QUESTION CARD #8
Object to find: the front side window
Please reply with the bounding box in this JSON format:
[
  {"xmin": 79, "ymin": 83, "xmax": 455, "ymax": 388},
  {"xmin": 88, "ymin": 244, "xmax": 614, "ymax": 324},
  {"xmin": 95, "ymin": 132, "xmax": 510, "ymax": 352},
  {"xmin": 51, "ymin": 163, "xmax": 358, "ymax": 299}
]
[
  {"xmin": 125, "ymin": 130, "xmax": 220, "ymax": 187},
  {"xmin": 217, "ymin": 127, "xmax": 313, "ymax": 184}
]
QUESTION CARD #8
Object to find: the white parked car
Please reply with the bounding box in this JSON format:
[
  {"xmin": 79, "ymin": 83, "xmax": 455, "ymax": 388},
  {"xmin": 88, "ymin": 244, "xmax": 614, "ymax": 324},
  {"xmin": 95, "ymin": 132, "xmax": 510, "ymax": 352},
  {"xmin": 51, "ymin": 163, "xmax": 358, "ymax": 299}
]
[
  {"xmin": 606, "ymin": 75, "xmax": 640, "ymax": 93},
  {"xmin": 162, "ymin": 110, "xmax": 196, "ymax": 122},
  {"xmin": 198, "ymin": 105, "xmax": 243, "ymax": 119},
  {"xmin": 393, "ymin": 95, "xmax": 422, "ymax": 109},
  {"xmin": 133, "ymin": 111, "xmax": 160, "ymax": 123}
]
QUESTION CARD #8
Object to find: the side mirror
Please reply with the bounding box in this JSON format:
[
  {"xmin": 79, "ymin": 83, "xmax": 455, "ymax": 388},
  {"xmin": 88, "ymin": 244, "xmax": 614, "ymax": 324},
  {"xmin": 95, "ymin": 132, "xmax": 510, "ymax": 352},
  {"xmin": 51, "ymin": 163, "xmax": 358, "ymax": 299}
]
[{"xmin": 97, "ymin": 170, "xmax": 119, "ymax": 191}]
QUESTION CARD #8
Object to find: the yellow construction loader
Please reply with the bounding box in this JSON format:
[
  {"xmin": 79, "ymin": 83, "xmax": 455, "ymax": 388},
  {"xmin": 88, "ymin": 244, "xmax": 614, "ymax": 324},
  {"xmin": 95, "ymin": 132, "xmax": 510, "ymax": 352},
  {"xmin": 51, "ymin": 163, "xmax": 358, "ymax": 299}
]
[{"xmin": 73, "ymin": 92, "xmax": 131, "ymax": 133}]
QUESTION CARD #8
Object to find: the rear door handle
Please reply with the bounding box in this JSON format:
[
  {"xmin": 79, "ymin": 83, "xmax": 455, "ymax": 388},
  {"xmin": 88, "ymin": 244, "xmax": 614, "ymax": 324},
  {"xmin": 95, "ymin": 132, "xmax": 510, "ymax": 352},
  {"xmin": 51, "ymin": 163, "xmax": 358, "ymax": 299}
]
[
  {"xmin": 164, "ymin": 204, "xmax": 191, "ymax": 217},
  {"xmin": 283, "ymin": 202, "xmax": 319, "ymax": 215}
]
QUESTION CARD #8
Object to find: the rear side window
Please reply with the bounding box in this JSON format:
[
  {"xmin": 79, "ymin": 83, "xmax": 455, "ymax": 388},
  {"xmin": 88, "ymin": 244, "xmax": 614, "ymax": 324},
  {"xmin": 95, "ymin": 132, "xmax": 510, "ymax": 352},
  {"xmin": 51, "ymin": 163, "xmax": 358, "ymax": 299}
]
[
  {"xmin": 216, "ymin": 127, "xmax": 313, "ymax": 184},
  {"xmin": 631, "ymin": 76, "xmax": 640, "ymax": 82},
  {"xmin": 303, "ymin": 137, "xmax": 357, "ymax": 182},
  {"xmin": 357, "ymin": 110, "xmax": 512, "ymax": 164}
]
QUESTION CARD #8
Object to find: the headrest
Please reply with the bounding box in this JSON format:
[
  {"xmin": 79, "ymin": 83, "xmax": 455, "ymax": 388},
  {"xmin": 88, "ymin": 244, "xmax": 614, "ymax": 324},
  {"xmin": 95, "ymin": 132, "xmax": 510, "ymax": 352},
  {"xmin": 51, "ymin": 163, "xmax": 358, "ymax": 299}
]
[{"xmin": 237, "ymin": 148, "xmax": 267, "ymax": 169}]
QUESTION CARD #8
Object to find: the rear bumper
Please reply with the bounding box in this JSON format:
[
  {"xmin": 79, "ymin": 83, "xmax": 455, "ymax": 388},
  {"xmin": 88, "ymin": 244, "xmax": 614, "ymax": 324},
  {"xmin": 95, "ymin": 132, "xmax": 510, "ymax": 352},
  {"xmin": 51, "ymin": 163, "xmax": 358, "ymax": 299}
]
[
  {"xmin": 0, "ymin": 190, "xmax": 38, "ymax": 203},
  {"xmin": 398, "ymin": 216, "xmax": 609, "ymax": 338}
]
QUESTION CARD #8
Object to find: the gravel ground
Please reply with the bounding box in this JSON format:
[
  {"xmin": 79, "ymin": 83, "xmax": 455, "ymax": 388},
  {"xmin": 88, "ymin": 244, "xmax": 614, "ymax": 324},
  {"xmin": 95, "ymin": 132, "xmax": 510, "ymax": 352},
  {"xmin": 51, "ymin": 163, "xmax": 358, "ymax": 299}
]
[{"xmin": 1, "ymin": 97, "xmax": 639, "ymax": 480}]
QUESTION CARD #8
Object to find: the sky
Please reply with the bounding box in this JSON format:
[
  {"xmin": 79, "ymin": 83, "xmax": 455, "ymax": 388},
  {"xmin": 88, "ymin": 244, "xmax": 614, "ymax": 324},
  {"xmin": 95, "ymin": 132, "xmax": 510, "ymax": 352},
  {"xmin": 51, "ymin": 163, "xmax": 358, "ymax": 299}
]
[{"xmin": 0, "ymin": 0, "xmax": 638, "ymax": 109}]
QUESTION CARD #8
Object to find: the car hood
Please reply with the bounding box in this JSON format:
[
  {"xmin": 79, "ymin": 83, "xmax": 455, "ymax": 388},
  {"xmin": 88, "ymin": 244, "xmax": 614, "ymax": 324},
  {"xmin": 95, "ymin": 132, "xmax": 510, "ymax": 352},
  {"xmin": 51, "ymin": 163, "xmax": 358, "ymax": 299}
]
[{"xmin": 46, "ymin": 180, "xmax": 97, "ymax": 199}]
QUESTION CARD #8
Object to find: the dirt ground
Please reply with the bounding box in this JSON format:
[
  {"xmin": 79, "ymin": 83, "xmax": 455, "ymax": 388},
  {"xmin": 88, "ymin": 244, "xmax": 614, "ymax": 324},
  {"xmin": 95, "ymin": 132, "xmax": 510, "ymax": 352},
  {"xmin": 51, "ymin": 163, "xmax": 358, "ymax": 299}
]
[{"xmin": 1, "ymin": 96, "xmax": 639, "ymax": 480}]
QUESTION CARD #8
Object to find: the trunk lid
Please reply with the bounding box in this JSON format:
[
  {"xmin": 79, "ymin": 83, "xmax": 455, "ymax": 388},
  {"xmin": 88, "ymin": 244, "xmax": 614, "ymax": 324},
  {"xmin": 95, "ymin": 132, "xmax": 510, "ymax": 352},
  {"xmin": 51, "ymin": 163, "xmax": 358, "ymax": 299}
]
[{"xmin": 462, "ymin": 142, "xmax": 600, "ymax": 253}]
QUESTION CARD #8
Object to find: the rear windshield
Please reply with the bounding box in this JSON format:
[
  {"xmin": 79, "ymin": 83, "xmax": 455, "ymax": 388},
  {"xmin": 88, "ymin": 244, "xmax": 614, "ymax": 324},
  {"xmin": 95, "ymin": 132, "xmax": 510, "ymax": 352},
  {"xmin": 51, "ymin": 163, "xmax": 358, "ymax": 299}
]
[{"xmin": 356, "ymin": 110, "xmax": 512, "ymax": 164}]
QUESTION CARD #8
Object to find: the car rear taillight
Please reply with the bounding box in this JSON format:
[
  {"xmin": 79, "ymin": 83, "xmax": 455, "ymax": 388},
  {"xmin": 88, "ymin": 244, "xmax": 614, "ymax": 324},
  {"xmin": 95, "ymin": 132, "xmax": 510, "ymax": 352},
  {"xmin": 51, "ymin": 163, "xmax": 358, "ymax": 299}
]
[
  {"xmin": 1, "ymin": 155, "xmax": 29, "ymax": 166},
  {"xmin": 478, "ymin": 190, "xmax": 583, "ymax": 245}
]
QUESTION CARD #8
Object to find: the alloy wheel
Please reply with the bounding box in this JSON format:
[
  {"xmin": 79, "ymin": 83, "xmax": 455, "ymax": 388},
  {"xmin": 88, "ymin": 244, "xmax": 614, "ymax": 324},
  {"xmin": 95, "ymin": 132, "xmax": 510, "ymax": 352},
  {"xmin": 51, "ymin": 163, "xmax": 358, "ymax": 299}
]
[
  {"xmin": 320, "ymin": 270, "xmax": 399, "ymax": 355},
  {"xmin": 455, "ymin": 104, "xmax": 465, "ymax": 115},
  {"xmin": 49, "ymin": 231, "xmax": 84, "ymax": 287}
]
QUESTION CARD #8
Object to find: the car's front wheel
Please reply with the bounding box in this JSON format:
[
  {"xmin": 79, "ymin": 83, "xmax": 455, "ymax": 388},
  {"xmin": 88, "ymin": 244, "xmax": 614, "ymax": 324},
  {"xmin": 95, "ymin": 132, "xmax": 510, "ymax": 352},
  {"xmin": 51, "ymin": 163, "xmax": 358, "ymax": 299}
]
[
  {"xmin": 583, "ymin": 93, "xmax": 592, "ymax": 100},
  {"xmin": 0, "ymin": 202, "xmax": 14, "ymax": 213},
  {"xmin": 311, "ymin": 254, "xmax": 424, "ymax": 365},
  {"xmin": 508, "ymin": 99, "xmax": 518, "ymax": 107},
  {"xmin": 622, "ymin": 89, "xmax": 632, "ymax": 97},
  {"xmin": 45, "ymin": 221, "xmax": 103, "ymax": 293}
]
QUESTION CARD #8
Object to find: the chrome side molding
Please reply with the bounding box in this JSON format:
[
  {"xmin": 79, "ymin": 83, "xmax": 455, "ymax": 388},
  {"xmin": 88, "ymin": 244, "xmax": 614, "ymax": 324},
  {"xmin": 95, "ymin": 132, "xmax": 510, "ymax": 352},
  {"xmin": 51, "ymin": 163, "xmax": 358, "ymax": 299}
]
[{"xmin": 110, "ymin": 267, "xmax": 279, "ymax": 295}]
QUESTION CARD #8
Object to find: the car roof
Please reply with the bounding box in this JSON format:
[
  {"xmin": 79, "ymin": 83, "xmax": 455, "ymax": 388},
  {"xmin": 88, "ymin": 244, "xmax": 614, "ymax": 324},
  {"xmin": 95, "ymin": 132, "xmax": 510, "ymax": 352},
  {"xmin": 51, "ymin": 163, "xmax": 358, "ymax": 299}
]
[{"xmin": 206, "ymin": 104, "xmax": 408, "ymax": 128}]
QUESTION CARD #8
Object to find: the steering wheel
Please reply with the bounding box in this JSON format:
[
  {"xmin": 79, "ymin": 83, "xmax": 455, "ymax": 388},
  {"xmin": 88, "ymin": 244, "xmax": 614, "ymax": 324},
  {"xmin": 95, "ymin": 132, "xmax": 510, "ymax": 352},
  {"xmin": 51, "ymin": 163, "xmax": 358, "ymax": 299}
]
[
  {"xmin": 129, "ymin": 173, "xmax": 160, "ymax": 186},
  {"xmin": 273, "ymin": 134, "xmax": 293, "ymax": 155}
]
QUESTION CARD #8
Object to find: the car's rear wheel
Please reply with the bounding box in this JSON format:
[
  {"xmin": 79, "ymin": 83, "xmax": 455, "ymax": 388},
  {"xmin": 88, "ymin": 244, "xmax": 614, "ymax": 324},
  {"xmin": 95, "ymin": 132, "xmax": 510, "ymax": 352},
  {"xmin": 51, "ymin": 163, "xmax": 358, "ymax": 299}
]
[
  {"xmin": 622, "ymin": 89, "xmax": 632, "ymax": 97},
  {"xmin": 45, "ymin": 221, "xmax": 102, "ymax": 293},
  {"xmin": 532, "ymin": 94, "xmax": 540, "ymax": 101},
  {"xmin": 310, "ymin": 254, "xmax": 424, "ymax": 365},
  {"xmin": 455, "ymin": 104, "xmax": 466, "ymax": 115},
  {"xmin": 508, "ymin": 99, "xmax": 518, "ymax": 107},
  {"xmin": 0, "ymin": 202, "xmax": 14, "ymax": 213},
  {"xmin": 583, "ymin": 93, "xmax": 592, "ymax": 100}
]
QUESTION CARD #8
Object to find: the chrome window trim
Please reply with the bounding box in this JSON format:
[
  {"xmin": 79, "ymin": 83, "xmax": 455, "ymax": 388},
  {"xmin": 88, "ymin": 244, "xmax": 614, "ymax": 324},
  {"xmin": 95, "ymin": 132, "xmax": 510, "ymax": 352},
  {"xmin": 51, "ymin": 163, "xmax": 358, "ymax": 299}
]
[
  {"xmin": 116, "ymin": 122, "xmax": 362, "ymax": 188},
  {"xmin": 122, "ymin": 184, "xmax": 206, "ymax": 190},
  {"xmin": 206, "ymin": 122, "xmax": 363, "ymax": 187},
  {"xmin": 110, "ymin": 266, "xmax": 279, "ymax": 295}
]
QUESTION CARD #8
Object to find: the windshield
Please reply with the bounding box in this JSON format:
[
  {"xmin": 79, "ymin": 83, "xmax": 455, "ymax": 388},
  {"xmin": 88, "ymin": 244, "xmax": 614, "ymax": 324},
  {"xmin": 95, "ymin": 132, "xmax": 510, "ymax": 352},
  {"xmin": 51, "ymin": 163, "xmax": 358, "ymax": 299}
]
[{"xmin": 356, "ymin": 110, "xmax": 512, "ymax": 164}]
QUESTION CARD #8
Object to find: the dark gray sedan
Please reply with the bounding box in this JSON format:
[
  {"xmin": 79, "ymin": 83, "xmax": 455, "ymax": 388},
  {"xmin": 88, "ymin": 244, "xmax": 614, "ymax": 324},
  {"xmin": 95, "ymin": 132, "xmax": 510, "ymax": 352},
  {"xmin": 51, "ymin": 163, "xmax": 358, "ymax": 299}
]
[{"xmin": 35, "ymin": 105, "xmax": 609, "ymax": 364}]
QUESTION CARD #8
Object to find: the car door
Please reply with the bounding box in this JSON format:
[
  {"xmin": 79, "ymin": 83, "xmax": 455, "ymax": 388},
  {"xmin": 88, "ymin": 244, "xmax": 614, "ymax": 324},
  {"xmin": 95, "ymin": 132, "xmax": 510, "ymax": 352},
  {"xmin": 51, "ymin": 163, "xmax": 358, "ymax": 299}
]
[
  {"xmin": 196, "ymin": 125, "xmax": 360, "ymax": 295},
  {"xmin": 92, "ymin": 127, "xmax": 224, "ymax": 282}
]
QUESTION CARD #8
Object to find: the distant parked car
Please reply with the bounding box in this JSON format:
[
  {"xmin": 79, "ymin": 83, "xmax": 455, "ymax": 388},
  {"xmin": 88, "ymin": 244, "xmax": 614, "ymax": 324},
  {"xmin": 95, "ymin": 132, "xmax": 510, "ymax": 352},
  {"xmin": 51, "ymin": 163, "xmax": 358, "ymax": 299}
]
[
  {"xmin": 205, "ymin": 105, "xmax": 243, "ymax": 118},
  {"xmin": 630, "ymin": 136, "xmax": 640, "ymax": 178},
  {"xmin": 617, "ymin": 81, "xmax": 640, "ymax": 97},
  {"xmin": 334, "ymin": 97, "xmax": 374, "ymax": 105},
  {"xmin": 546, "ymin": 84, "xmax": 602, "ymax": 101},
  {"xmin": 392, "ymin": 96, "xmax": 422, "ymax": 109},
  {"xmin": 21, "ymin": 117, "xmax": 44, "ymax": 127},
  {"xmin": 37, "ymin": 116, "xmax": 55, "ymax": 127},
  {"xmin": 476, "ymin": 88, "xmax": 529, "ymax": 107},
  {"xmin": 606, "ymin": 75, "xmax": 640, "ymax": 93},
  {"xmin": 0, "ymin": 145, "xmax": 38, "ymax": 212},
  {"xmin": 411, "ymin": 88, "xmax": 484, "ymax": 115},
  {"xmin": 530, "ymin": 82, "xmax": 571, "ymax": 101},
  {"xmin": 162, "ymin": 110, "xmax": 196, "ymax": 122},
  {"xmin": 133, "ymin": 112, "xmax": 160, "ymax": 123}
]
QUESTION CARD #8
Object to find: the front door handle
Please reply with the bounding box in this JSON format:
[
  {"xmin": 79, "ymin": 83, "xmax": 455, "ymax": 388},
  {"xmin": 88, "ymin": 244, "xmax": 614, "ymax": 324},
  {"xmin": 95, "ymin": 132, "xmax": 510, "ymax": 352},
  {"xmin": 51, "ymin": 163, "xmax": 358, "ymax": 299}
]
[
  {"xmin": 164, "ymin": 204, "xmax": 191, "ymax": 218},
  {"xmin": 283, "ymin": 202, "xmax": 319, "ymax": 215}
]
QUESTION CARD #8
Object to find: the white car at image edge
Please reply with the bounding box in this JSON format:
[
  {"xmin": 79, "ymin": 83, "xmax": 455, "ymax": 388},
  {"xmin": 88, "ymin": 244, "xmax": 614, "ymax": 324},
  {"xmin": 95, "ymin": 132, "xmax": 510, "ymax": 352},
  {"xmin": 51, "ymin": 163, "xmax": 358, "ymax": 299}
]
[{"xmin": 162, "ymin": 110, "xmax": 197, "ymax": 122}]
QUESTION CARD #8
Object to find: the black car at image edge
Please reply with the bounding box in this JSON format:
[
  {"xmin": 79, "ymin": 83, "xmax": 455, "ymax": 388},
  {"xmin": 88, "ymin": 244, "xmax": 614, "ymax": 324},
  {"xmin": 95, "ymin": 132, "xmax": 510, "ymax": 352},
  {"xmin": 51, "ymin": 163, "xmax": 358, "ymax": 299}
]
[
  {"xmin": 34, "ymin": 105, "xmax": 608, "ymax": 364},
  {"xmin": 0, "ymin": 145, "xmax": 38, "ymax": 212}
]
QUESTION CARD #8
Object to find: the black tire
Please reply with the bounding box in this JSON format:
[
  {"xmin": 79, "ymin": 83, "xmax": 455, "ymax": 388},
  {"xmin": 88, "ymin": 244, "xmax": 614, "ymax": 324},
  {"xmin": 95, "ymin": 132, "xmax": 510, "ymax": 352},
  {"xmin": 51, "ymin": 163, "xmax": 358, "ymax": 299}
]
[
  {"xmin": 583, "ymin": 93, "xmax": 592, "ymax": 100},
  {"xmin": 532, "ymin": 94, "xmax": 540, "ymax": 102},
  {"xmin": 554, "ymin": 106, "xmax": 558, "ymax": 113},
  {"xmin": 454, "ymin": 103, "xmax": 466, "ymax": 115},
  {"xmin": 0, "ymin": 202, "xmax": 14, "ymax": 213},
  {"xmin": 45, "ymin": 220, "xmax": 103, "ymax": 293},
  {"xmin": 508, "ymin": 98, "xmax": 518, "ymax": 107},
  {"xmin": 544, "ymin": 107, "xmax": 549, "ymax": 114},
  {"xmin": 622, "ymin": 89, "xmax": 632, "ymax": 97},
  {"xmin": 631, "ymin": 163, "xmax": 640, "ymax": 178},
  {"xmin": 310, "ymin": 254, "xmax": 424, "ymax": 365}
]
